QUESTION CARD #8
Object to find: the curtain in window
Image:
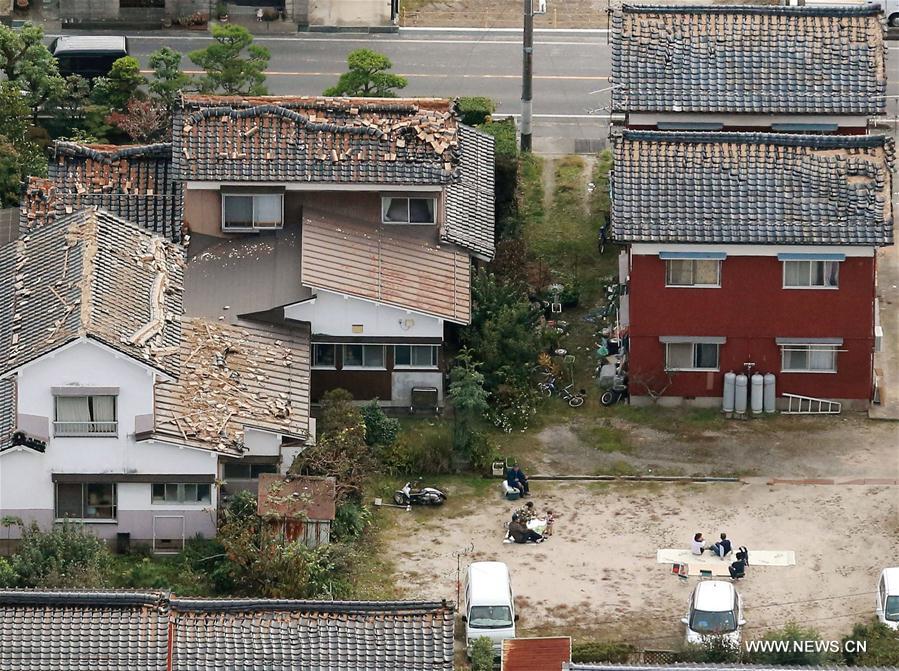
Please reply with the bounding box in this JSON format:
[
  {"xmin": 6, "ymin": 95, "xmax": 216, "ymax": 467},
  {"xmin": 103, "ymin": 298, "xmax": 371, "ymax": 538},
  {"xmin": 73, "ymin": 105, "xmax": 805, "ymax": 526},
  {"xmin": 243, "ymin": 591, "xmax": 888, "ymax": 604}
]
[
  {"xmin": 784, "ymin": 261, "xmax": 810, "ymax": 287},
  {"xmin": 825, "ymin": 262, "xmax": 839, "ymax": 287},
  {"xmin": 666, "ymin": 260, "xmax": 693, "ymax": 285},
  {"xmin": 409, "ymin": 198, "xmax": 435, "ymax": 223},
  {"xmin": 666, "ymin": 343, "xmax": 693, "ymax": 369},
  {"xmin": 90, "ymin": 396, "xmax": 116, "ymax": 422},
  {"xmin": 693, "ymin": 261, "xmax": 719, "ymax": 286},
  {"xmin": 383, "ymin": 198, "xmax": 408, "ymax": 223},
  {"xmin": 809, "ymin": 346, "xmax": 835, "ymax": 371},
  {"xmin": 783, "ymin": 348, "xmax": 809, "ymax": 370},
  {"xmin": 364, "ymin": 345, "xmax": 385, "ymax": 368},
  {"xmin": 411, "ymin": 346, "xmax": 436, "ymax": 367},
  {"xmin": 344, "ymin": 345, "xmax": 364, "ymax": 366},
  {"xmin": 254, "ymin": 195, "xmax": 282, "ymax": 226},
  {"xmin": 56, "ymin": 396, "xmax": 90, "ymax": 422}
]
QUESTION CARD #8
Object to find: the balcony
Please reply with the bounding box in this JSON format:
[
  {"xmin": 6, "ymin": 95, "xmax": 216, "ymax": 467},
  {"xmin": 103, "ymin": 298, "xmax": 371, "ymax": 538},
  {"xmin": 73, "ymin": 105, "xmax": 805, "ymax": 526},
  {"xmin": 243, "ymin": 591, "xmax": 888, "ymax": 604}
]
[{"xmin": 53, "ymin": 421, "xmax": 118, "ymax": 437}]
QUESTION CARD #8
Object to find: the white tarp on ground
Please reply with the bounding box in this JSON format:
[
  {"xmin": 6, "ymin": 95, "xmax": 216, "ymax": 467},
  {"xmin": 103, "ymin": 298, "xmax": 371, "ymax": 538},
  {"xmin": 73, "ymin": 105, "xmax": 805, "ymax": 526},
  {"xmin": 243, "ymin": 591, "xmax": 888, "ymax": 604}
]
[{"xmin": 656, "ymin": 549, "xmax": 796, "ymax": 566}]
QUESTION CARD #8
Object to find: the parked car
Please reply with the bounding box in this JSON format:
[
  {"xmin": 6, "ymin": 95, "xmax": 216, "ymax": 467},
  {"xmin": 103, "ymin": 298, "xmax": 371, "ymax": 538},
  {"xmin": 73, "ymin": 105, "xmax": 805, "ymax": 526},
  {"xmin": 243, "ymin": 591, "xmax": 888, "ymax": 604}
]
[
  {"xmin": 50, "ymin": 35, "xmax": 129, "ymax": 79},
  {"xmin": 463, "ymin": 561, "xmax": 517, "ymax": 657},
  {"xmin": 876, "ymin": 567, "xmax": 899, "ymax": 630},
  {"xmin": 683, "ymin": 580, "xmax": 745, "ymax": 645}
]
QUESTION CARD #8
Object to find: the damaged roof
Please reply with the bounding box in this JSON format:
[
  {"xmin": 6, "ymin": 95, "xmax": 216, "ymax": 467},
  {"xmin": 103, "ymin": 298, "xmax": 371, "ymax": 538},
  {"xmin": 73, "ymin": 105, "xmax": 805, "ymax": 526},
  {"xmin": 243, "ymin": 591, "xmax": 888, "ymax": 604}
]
[
  {"xmin": 0, "ymin": 590, "xmax": 455, "ymax": 671},
  {"xmin": 611, "ymin": 4, "xmax": 887, "ymax": 115},
  {"xmin": 301, "ymin": 208, "xmax": 472, "ymax": 323},
  {"xmin": 445, "ymin": 125, "xmax": 496, "ymax": 259},
  {"xmin": 20, "ymin": 143, "xmax": 184, "ymax": 242},
  {"xmin": 611, "ymin": 130, "xmax": 894, "ymax": 246},
  {"xmin": 257, "ymin": 474, "xmax": 337, "ymax": 521},
  {"xmin": 0, "ymin": 208, "xmax": 185, "ymax": 379},
  {"xmin": 173, "ymin": 95, "xmax": 460, "ymax": 185},
  {"xmin": 0, "ymin": 379, "xmax": 14, "ymax": 452},
  {"xmin": 151, "ymin": 318, "xmax": 310, "ymax": 454}
]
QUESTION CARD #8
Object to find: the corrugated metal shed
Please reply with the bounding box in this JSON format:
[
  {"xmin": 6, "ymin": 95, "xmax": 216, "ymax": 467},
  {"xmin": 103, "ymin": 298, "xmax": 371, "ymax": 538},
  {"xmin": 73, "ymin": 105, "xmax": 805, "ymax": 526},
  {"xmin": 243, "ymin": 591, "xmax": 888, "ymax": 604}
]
[{"xmin": 503, "ymin": 637, "xmax": 572, "ymax": 671}]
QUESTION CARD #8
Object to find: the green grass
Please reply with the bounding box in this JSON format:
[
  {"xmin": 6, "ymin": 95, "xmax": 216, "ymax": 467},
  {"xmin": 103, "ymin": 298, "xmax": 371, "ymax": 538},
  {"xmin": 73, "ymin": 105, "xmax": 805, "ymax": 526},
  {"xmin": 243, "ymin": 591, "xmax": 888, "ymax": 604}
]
[
  {"xmin": 612, "ymin": 405, "xmax": 727, "ymax": 435},
  {"xmin": 573, "ymin": 420, "xmax": 629, "ymax": 453},
  {"xmin": 110, "ymin": 552, "xmax": 217, "ymax": 595},
  {"xmin": 519, "ymin": 152, "xmax": 544, "ymax": 231}
]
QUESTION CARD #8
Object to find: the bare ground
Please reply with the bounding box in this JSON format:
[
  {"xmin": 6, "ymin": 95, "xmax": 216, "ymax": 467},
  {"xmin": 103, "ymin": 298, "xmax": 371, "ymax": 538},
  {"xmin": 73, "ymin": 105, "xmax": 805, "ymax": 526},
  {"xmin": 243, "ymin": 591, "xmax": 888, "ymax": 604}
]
[{"xmin": 382, "ymin": 480, "xmax": 899, "ymax": 645}]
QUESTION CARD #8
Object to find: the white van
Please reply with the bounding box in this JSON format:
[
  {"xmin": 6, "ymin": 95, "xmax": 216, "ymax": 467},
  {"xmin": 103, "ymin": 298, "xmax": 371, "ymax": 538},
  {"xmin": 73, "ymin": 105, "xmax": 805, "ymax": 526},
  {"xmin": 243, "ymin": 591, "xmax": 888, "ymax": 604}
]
[
  {"xmin": 683, "ymin": 580, "xmax": 745, "ymax": 646},
  {"xmin": 463, "ymin": 561, "xmax": 517, "ymax": 657},
  {"xmin": 876, "ymin": 567, "xmax": 899, "ymax": 630}
]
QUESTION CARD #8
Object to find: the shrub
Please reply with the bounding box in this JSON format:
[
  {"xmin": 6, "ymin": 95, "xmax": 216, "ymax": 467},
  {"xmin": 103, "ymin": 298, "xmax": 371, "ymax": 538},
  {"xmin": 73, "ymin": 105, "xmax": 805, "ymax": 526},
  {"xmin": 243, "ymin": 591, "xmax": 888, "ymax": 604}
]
[
  {"xmin": 0, "ymin": 557, "xmax": 16, "ymax": 587},
  {"xmin": 470, "ymin": 636, "xmax": 495, "ymax": 671},
  {"xmin": 457, "ymin": 96, "xmax": 496, "ymax": 126},
  {"xmin": 842, "ymin": 620, "xmax": 899, "ymax": 666},
  {"xmin": 477, "ymin": 118, "xmax": 517, "ymax": 160},
  {"xmin": 747, "ymin": 622, "xmax": 831, "ymax": 666},
  {"xmin": 570, "ymin": 641, "xmax": 634, "ymax": 664},
  {"xmin": 361, "ymin": 400, "xmax": 399, "ymax": 447},
  {"xmin": 332, "ymin": 502, "xmax": 371, "ymax": 542},
  {"xmin": 681, "ymin": 636, "xmax": 743, "ymax": 663},
  {"xmin": 376, "ymin": 430, "xmax": 453, "ymax": 475},
  {"xmin": 11, "ymin": 521, "xmax": 112, "ymax": 588}
]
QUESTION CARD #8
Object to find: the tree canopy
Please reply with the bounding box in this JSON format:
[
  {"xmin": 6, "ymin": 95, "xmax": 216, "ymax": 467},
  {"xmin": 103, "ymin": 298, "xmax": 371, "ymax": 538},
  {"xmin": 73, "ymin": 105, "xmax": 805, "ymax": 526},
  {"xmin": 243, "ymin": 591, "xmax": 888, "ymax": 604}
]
[
  {"xmin": 189, "ymin": 24, "xmax": 270, "ymax": 95},
  {"xmin": 323, "ymin": 49, "xmax": 408, "ymax": 98},
  {"xmin": 0, "ymin": 22, "xmax": 65, "ymax": 115}
]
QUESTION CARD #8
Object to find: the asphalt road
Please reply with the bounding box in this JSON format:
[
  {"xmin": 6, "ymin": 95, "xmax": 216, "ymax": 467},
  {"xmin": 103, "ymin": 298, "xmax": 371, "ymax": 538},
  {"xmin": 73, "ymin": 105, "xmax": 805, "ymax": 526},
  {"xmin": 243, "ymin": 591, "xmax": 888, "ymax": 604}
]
[{"xmin": 58, "ymin": 27, "xmax": 899, "ymax": 153}]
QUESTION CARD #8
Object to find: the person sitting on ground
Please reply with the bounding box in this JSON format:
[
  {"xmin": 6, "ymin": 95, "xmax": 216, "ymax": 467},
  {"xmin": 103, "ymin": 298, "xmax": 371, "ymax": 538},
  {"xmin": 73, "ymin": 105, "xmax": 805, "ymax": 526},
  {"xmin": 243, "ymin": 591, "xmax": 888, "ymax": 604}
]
[
  {"xmin": 691, "ymin": 532, "xmax": 707, "ymax": 555},
  {"xmin": 515, "ymin": 501, "xmax": 537, "ymax": 523},
  {"xmin": 507, "ymin": 464, "xmax": 530, "ymax": 497},
  {"xmin": 508, "ymin": 513, "xmax": 544, "ymax": 544},
  {"xmin": 712, "ymin": 533, "xmax": 733, "ymax": 559}
]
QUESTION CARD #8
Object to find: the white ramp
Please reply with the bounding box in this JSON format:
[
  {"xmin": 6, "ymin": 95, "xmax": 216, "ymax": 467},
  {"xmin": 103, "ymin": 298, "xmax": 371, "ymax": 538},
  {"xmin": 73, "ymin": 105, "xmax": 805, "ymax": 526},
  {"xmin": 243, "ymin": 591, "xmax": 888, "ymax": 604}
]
[{"xmin": 657, "ymin": 549, "xmax": 796, "ymax": 567}]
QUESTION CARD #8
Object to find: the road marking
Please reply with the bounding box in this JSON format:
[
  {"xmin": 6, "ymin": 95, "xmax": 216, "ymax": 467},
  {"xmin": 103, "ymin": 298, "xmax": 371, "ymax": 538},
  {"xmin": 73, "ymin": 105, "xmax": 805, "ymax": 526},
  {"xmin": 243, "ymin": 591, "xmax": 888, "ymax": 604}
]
[{"xmin": 141, "ymin": 69, "xmax": 608, "ymax": 80}]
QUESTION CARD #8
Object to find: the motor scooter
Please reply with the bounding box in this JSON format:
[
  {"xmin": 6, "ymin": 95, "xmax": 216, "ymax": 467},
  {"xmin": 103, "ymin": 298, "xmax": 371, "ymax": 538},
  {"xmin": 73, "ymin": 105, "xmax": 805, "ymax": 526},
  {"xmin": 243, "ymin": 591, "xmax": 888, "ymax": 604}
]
[{"xmin": 393, "ymin": 480, "xmax": 447, "ymax": 506}]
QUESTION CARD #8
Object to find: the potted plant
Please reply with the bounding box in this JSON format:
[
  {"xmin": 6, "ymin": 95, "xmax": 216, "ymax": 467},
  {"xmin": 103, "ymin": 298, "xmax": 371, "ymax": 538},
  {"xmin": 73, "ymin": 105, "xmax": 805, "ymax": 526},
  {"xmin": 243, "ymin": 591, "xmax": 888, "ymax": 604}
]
[{"xmin": 215, "ymin": 1, "xmax": 229, "ymax": 22}]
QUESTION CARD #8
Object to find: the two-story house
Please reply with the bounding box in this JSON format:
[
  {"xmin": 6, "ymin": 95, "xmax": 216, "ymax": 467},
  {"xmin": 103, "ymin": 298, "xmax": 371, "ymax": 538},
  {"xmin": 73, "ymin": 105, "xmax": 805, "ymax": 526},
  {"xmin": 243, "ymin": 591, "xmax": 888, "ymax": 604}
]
[
  {"xmin": 0, "ymin": 208, "xmax": 311, "ymax": 551},
  {"xmin": 609, "ymin": 4, "xmax": 892, "ymax": 407},
  {"xmin": 171, "ymin": 94, "xmax": 495, "ymax": 408}
]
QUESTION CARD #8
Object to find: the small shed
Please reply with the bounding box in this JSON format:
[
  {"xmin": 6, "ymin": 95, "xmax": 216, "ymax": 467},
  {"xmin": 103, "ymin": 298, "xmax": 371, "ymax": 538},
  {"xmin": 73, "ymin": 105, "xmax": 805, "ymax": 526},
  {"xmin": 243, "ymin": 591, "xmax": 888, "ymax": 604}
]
[
  {"xmin": 502, "ymin": 637, "xmax": 572, "ymax": 671},
  {"xmin": 256, "ymin": 474, "xmax": 336, "ymax": 548}
]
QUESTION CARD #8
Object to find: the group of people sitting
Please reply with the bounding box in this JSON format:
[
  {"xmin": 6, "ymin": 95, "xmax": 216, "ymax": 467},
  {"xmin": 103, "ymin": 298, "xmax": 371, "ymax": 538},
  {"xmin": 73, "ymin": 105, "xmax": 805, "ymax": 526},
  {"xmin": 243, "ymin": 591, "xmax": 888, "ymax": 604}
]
[
  {"xmin": 692, "ymin": 532, "xmax": 749, "ymax": 579},
  {"xmin": 506, "ymin": 501, "xmax": 555, "ymax": 544}
]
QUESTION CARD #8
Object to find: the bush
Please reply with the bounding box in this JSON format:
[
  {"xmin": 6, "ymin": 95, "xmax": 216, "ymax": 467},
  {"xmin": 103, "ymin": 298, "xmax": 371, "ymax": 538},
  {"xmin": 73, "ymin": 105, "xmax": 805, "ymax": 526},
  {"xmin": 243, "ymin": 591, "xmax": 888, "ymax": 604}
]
[
  {"xmin": 457, "ymin": 96, "xmax": 496, "ymax": 126},
  {"xmin": 470, "ymin": 636, "xmax": 495, "ymax": 671},
  {"xmin": 12, "ymin": 521, "xmax": 112, "ymax": 588},
  {"xmin": 332, "ymin": 502, "xmax": 371, "ymax": 542},
  {"xmin": 361, "ymin": 400, "xmax": 399, "ymax": 447},
  {"xmin": 477, "ymin": 118, "xmax": 517, "ymax": 160},
  {"xmin": 842, "ymin": 620, "xmax": 899, "ymax": 666},
  {"xmin": 747, "ymin": 622, "xmax": 831, "ymax": 666},
  {"xmin": 681, "ymin": 636, "xmax": 743, "ymax": 663},
  {"xmin": 460, "ymin": 430, "xmax": 499, "ymax": 474},
  {"xmin": 0, "ymin": 557, "xmax": 16, "ymax": 587},
  {"xmin": 570, "ymin": 641, "xmax": 634, "ymax": 664},
  {"xmin": 376, "ymin": 430, "xmax": 454, "ymax": 475}
]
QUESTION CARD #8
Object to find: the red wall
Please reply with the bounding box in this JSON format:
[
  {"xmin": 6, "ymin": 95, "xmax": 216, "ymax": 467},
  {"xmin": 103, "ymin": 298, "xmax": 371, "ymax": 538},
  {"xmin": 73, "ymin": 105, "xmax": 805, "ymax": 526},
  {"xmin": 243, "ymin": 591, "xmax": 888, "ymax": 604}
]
[{"xmin": 627, "ymin": 254, "xmax": 876, "ymax": 400}]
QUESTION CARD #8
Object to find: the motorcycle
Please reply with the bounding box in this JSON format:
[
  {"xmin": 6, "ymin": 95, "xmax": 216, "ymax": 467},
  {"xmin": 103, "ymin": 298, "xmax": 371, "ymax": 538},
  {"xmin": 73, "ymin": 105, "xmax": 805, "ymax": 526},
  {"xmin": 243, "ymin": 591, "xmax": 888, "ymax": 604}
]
[{"xmin": 393, "ymin": 480, "xmax": 447, "ymax": 506}]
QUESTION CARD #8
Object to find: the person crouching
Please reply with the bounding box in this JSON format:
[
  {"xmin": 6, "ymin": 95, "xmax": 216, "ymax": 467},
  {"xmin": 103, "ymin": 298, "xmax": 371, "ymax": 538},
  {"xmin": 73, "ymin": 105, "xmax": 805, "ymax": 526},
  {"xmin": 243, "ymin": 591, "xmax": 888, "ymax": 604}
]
[{"xmin": 508, "ymin": 513, "xmax": 544, "ymax": 544}]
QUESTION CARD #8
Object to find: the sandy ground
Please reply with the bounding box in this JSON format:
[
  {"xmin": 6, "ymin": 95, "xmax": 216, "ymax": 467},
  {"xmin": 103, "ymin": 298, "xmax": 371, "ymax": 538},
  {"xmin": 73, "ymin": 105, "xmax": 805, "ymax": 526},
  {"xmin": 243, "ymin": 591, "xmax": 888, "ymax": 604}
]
[{"xmin": 384, "ymin": 480, "xmax": 899, "ymax": 647}]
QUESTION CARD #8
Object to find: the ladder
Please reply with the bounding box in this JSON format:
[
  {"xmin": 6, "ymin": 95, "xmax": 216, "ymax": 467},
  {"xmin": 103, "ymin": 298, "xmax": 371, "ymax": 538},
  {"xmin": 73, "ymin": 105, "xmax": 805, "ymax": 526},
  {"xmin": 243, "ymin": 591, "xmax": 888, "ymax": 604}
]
[{"xmin": 781, "ymin": 393, "xmax": 842, "ymax": 415}]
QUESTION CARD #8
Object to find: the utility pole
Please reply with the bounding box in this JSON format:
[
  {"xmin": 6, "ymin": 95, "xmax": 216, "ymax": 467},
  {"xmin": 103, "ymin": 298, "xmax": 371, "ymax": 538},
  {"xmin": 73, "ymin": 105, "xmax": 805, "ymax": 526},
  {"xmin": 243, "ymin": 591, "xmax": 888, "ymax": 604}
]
[{"xmin": 521, "ymin": 0, "xmax": 534, "ymax": 152}]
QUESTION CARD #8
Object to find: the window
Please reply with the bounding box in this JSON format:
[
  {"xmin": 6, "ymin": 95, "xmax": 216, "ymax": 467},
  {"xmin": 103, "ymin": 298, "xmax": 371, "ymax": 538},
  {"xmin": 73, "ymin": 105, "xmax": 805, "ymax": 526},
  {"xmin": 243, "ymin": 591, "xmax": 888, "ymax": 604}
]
[
  {"xmin": 886, "ymin": 595, "xmax": 899, "ymax": 622},
  {"xmin": 689, "ymin": 609, "xmax": 737, "ymax": 634},
  {"xmin": 381, "ymin": 196, "xmax": 436, "ymax": 224},
  {"xmin": 222, "ymin": 193, "xmax": 283, "ymax": 231},
  {"xmin": 223, "ymin": 462, "xmax": 278, "ymax": 479},
  {"xmin": 665, "ymin": 259, "xmax": 720, "ymax": 287},
  {"xmin": 55, "ymin": 482, "xmax": 116, "ymax": 520},
  {"xmin": 54, "ymin": 395, "xmax": 117, "ymax": 436},
  {"xmin": 665, "ymin": 342, "xmax": 720, "ymax": 371},
  {"xmin": 394, "ymin": 345, "xmax": 439, "ymax": 369},
  {"xmin": 468, "ymin": 606, "xmax": 513, "ymax": 629},
  {"xmin": 152, "ymin": 483, "xmax": 212, "ymax": 504},
  {"xmin": 343, "ymin": 344, "xmax": 385, "ymax": 369},
  {"xmin": 312, "ymin": 343, "xmax": 336, "ymax": 369},
  {"xmin": 783, "ymin": 260, "xmax": 839, "ymax": 288},
  {"xmin": 781, "ymin": 344, "xmax": 838, "ymax": 373}
]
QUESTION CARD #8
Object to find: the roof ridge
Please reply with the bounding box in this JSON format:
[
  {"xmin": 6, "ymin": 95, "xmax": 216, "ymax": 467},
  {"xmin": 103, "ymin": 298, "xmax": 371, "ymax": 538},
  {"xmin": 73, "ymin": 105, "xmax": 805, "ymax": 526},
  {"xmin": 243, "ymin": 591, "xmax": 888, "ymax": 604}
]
[
  {"xmin": 620, "ymin": 129, "xmax": 891, "ymax": 150},
  {"xmin": 53, "ymin": 141, "xmax": 172, "ymax": 162},
  {"xmin": 618, "ymin": 3, "xmax": 881, "ymax": 17}
]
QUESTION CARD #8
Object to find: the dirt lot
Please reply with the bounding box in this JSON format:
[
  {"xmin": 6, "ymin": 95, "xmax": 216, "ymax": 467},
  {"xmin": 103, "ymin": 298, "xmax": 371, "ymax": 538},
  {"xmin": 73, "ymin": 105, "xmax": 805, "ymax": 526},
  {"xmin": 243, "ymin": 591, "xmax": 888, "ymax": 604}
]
[{"xmin": 383, "ymin": 479, "xmax": 899, "ymax": 646}]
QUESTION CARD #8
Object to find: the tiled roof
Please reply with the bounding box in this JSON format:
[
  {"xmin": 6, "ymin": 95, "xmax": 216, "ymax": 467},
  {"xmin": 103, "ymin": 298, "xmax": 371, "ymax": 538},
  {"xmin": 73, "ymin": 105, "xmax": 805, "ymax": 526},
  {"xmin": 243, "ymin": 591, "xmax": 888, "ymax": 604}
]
[
  {"xmin": 0, "ymin": 590, "xmax": 455, "ymax": 671},
  {"xmin": 0, "ymin": 379, "xmax": 15, "ymax": 452},
  {"xmin": 20, "ymin": 143, "xmax": 184, "ymax": 242},
  {"xmin": 301, "ymin": 208, "xmax": 472, "ymax": 323},
  {"xmin": 0, "ymin": 208, "xmax": 185, "ymax": 379},
  {"xmin": 611, "ymin": 130, "xmax": 894, "ymax": 246},
  {"xmin": 151, "ymin": 318, "xmax": 310, "ymax": 454},
  {"xmin": 173, "ymin": 95, "xmax": 460, "ymax": 185},
  {"xmin": 257, "ymin": 474, "xmax": 337, "ymax": 521},
  {"xmin": 445, "ymin": 125, "xmax": 496, "ymax": 259},
  {"xmin": 610, "ymin": 5, "xmax": 886, "ymax": 115},
  {"xmin": 503, "ymin": 637, "xmax": 571, "ymax": 671}
]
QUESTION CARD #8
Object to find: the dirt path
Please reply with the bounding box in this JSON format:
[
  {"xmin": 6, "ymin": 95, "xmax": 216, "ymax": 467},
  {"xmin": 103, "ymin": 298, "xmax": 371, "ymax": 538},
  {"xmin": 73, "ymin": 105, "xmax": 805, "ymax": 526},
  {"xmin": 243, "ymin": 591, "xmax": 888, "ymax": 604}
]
[{"xmin": 384, "ymin": 481, "xmax": 899, "ymax": 645}]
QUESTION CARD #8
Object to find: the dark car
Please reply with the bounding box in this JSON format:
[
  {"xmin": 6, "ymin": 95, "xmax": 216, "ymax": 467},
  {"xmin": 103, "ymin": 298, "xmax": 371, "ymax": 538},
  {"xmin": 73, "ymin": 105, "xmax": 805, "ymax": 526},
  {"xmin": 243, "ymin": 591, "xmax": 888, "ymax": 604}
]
[{"xmin": 50, "ymin": 35, "xmax": 129, "ymax": 79}]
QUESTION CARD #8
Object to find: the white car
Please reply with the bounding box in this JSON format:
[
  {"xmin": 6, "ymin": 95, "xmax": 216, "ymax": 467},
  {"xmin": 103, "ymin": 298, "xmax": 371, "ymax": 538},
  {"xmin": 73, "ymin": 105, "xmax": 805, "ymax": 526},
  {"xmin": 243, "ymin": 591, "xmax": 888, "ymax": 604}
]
[
  {"xmin": 876, "ymin": 567, "xmax": 899, "ymax": 630},
  {"xmin": 683, "ymin": 580, "xmax": 745, "ymax": 646}
]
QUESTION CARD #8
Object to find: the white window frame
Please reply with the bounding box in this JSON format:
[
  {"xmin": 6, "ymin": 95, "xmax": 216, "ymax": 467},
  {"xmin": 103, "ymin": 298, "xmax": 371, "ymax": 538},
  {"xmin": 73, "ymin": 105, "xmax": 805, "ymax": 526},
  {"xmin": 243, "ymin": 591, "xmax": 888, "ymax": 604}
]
[
  {"xmin": 342, "ymin": 344, "xmax": 386, "ymax": 370},
  {"xmin": 53, "ymin": 394, "xmax": 118, "ymax": 437},
  {"xmin": 780, "ymin": 344, "xmax": 839, "ymax": 374},
  {"xmin": 664, "ymin": 342, "xmax": 721, "ymax": 372},
  {"xmin": 221, "ymin": 193, "xmax": 284, "ymax": 232},
  {"xmin": 381, "ymin": 196, "xmax": 437, "ymax": 225},
  {"xmin": 151, "ymin": 483, "xmax": 212, "ymax": 505},
  {"xmin": 664, "ymin": 259, "xmax": 721, "ymax": 288},
  {"xmin": 393, "ymin": 345, "xmax": 439, "ymax": 369},
  {"xmin": 54, "ymin": 482, "xmax": 117, "ymax": 522},
  {"xmin": 782, "ymin": 260, "xmax": 840, "ymax": 289},
  {"xmin": 312, "ymin": 343, "xmax": 337, "ymax": 370}
]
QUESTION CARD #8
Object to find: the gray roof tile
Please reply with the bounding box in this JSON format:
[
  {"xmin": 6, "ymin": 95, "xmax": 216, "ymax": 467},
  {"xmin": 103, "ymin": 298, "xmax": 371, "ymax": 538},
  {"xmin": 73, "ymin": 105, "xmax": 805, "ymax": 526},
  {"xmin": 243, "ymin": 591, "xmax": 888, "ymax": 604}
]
[
  {"xmin": 611, "ymin": 130, "xmax": 894, "ymax": 246},
  {"xmin": 0, "ymin": 590, "xmax": 455, "ymax": 671},
  {"xmin": 444, "ymin": 125, "xmax": 496, "ymax": 259},
  {"xmin": 0, "ymin": 378, "xmax": 14, "ymax": 451},
  {"xmin": 611, "ymin": 5, "xmax": 887, "ymax": 116}
]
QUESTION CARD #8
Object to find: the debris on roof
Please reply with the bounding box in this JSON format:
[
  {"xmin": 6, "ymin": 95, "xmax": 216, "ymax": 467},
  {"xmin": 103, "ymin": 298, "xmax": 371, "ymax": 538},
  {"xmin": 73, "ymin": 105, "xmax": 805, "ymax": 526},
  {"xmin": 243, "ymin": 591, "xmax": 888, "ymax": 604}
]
[
  {"xmin": 612, "ymin": 130, "xmax": 894, "ymax": 246},
  {"xmin": 611, "ymin": 4, "xmax": 886, "ymax": 116},
  {"xmin": 257, "ymin": 474, "xmax": 337, "ymax": 521},
  {"xmin": 152, "ymin": 318, "xmax": 310, "ymax": 454}
]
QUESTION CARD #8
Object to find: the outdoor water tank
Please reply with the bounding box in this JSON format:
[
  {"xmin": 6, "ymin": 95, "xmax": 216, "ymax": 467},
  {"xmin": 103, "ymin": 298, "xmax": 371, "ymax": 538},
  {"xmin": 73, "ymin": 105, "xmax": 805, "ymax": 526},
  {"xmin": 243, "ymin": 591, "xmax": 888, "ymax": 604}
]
[
  {"xmin": 734, "ymin": 374, "xmax": 748, "ymax": 415},
  {"xmin": 751, "ymin": 373, "xmax": 764, "ymax": 415},
  {"xmin": 763, "ymin": 373, "xmax": 776, "ymax": 414},
  {"xmin": 722, "ymin": 371, "xmax": 736, "ymax": 413}
]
